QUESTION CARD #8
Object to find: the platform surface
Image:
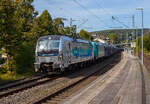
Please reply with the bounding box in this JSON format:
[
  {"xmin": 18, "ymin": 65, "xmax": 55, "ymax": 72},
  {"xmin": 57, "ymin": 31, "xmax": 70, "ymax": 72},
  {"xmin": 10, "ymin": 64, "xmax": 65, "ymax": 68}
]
[{"xmin": 60, "ymin": 52, "xmax": 150, "ymax": 104}]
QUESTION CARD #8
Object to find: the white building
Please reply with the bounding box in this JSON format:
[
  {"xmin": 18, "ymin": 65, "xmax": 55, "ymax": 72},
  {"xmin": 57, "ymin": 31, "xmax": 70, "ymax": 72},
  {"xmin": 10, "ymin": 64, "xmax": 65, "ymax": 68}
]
[
  {"xmin": 94, "ymin": 38, "xmax": 106, "ymax": 43},
  {"xmin": 131, "ymin": 42, "xmax": 136, "ymax": 48}
]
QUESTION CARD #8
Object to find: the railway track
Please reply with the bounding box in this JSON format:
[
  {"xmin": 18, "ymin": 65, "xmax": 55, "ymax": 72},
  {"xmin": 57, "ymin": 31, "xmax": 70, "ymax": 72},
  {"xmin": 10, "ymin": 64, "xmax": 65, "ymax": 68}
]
[
  {"xmin": 0, "ymin": 72, "xmax": 51, "ymax": 87},
  {"xmin": 0, "ymin": 74, "xmax": 46, "ymax": 91},
  {"xmin": 0, "ymin": 53, "xmax": 121, "ymax": 104},
  {"xmin": 0, "ymin": 73, "xmax": 61, "ymax": 99},
  {"xmin": 33, "ymin": 53, "xmax": 121, "ymax": 104}
]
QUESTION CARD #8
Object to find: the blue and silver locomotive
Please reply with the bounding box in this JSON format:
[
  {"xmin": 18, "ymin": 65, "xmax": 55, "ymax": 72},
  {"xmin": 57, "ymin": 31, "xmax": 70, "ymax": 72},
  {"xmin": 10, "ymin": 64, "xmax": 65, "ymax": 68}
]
[
  {"xmin": 34, "ymin": 35, "xmax": 93, "ymax": 72},
  {"xmin": 34, "ymin": 35, "xmax": 120, "ymax": 72}
]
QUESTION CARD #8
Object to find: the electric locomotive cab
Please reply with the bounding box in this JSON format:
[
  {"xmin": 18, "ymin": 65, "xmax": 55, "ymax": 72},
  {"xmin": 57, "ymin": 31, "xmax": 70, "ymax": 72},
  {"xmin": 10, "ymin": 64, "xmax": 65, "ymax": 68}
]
[{"xmin": 34, "ymin": 35, "xmax": 61, "ymax": 72}]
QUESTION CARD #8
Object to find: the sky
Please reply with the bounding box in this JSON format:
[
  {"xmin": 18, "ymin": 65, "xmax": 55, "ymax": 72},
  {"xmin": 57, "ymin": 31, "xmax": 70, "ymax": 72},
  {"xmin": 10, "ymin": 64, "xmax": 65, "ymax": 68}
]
[{"xmin": 33, "ymin": 0, "xmax": 150, "ymax": 32}]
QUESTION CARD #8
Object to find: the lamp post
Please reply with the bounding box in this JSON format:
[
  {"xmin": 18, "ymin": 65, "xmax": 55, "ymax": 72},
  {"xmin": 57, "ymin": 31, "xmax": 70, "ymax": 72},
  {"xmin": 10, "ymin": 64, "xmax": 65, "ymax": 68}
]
[{"xmin": 136, "ymin": 8, "xmax": 144, "ymax": 65}]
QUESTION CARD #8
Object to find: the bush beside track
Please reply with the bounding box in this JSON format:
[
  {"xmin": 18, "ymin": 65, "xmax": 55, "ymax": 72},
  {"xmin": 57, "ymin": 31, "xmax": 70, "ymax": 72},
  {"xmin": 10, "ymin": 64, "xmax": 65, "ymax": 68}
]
[
  {"xmin": 138, "ymin": 52, "xmax": 150, "ymax": 73},
  {"xmin": 0, "ymin": 42, "xmax": 35, "ymax": 83}
]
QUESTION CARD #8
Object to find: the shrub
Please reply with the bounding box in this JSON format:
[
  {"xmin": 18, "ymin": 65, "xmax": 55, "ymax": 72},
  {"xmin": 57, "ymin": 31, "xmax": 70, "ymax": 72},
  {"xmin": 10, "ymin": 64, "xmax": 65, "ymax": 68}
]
[
  {"xmin": 14, "ymin": 42, "xmax": 35, "ymax": 74},
  {"xmin": 137, "ymin": 31, "xmax": 150, "ymax": 53}
]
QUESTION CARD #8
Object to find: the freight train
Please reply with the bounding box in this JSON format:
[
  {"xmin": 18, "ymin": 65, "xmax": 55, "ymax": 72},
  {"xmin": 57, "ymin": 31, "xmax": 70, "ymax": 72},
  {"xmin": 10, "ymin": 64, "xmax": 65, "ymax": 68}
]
[{"xmin": 34, "ymin": 35, "xmax": 120, "ymax": 72}]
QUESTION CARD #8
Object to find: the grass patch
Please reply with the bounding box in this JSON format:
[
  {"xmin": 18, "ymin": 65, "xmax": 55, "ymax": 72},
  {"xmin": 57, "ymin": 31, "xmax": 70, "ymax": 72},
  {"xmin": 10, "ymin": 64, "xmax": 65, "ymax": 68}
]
[
  {"xmin": 0, "ymin": 72, "xmax": 21, "ymax": 81},
  {"xmin": 0, "ymin": 72, "xmax": 22, "ymax": 83},
  {"xmin": 0, "ymin": 42, "xmax": 36, "ymax": 84},
  {"xmin": 145, "ymin": 52, "xmax": 150, "ymax": 57},
  {"xmin": 0, "ymin": 70, "xmax": 36, "ymax": 84}
]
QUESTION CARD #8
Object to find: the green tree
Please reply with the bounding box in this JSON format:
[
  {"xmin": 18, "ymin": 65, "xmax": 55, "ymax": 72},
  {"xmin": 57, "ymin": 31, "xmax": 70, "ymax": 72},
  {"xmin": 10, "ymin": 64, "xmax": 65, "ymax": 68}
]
[
  {"xmin": 109, "ymin": 33, "xmax": 120, "ymax": 44},
  {"xmin": 53, "ymin": 18, "xmax": 64, "ymax": 35},
  {"xmin": 64, "ymin": 26, "xmax": 71, "ymax": 35},
  {"xmin": 0, "ymin": 0, "xmax": 36, "ymax": 72},
  {"xmin": 137, "ymin": 32, "xmax": 150, "ymax": 53},
  {"xmin": 0, "ymin": 0, "xmax": 21, "ymax": 71},
  {"xmin": 14, "ymin": 0, "xmax": 36, "ymax": 40},
  {"xmin": 32, "ymin": 10, "xmax": 54, "ymax": 39},
  {"xmin": 14, "ymin": 0, "xmax": 37, "ymax": 74},
  {"xmin": 79, "ymin": 29, "xmax": 91, "ymax": 40},
  {"xmin": 143, "ymin": 32, "xmax": 150, "ymax": 52}
]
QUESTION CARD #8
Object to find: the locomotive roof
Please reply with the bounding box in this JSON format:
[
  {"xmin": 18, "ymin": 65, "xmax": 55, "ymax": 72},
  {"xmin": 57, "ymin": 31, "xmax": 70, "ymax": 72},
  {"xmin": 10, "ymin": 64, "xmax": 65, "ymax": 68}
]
[
  {"xmin": 39, "ymin": 35, "xmax": 61, "ymax": 40},
  {"xmin": 39, "ymin": 35, "xmax": 91, "ymax": 44}
]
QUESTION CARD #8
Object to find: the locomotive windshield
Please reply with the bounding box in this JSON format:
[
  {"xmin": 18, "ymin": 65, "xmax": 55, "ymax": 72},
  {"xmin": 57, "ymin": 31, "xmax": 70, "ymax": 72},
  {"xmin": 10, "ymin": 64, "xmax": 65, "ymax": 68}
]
[
  {"xmin": 37, "ymin": 39, "xmax": 60, "ymax": 52},
  {"xmin": 37, "ymin": 39, "xmax": 48, "ymax": 52},
  {"xmin": 47, "ymin": 40, "xmax": 60, "ymax": 50}
]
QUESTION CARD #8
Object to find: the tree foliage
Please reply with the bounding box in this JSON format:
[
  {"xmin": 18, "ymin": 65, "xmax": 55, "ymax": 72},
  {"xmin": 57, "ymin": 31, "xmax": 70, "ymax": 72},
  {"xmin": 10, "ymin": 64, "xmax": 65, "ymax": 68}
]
[
  {"xmin": 0, "ymin": 0, "xmax": 19, "ymax": 54},
  {"xmin": 32, "ymin": 10, "xmax": 54, "ymax": 38},
  {"xmin": 138, "ymin": 31, "xmax": 150, "ymax": 53},
  {"xmin": 109, "ymin": 33, "xmax": 120, "ymax": 44},
  {"xmin": 64, "ymin": 26, "xmax": 71, "ymax": 35},
  {"xmin": 53, "ymin": 18, "xmax": 64, "ymax": 35},
  {"xmin": 79, "ymin": 29, "xmax": 91, "ymax": 40},
  {"xmin": 0, "ymin": 0, "xmax": 93, "ymax": 75},
  {"xmin": 0, "ymin": 0, "xmax": 36, "ymax": 72}
]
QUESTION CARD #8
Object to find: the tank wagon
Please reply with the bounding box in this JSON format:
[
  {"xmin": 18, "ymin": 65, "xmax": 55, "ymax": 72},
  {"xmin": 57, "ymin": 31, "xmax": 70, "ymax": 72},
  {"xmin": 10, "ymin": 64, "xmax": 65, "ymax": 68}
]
[{"xmin": 34, "ymin": 35, "xmax": 119, "ymax": 72}]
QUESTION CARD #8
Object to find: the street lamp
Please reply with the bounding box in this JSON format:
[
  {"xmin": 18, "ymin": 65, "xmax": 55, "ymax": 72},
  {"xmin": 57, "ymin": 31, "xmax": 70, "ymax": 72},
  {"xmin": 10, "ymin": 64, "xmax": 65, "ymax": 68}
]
[{"xmin": 136, "ymin": 8, "xmax": 144, "ymax": 65}]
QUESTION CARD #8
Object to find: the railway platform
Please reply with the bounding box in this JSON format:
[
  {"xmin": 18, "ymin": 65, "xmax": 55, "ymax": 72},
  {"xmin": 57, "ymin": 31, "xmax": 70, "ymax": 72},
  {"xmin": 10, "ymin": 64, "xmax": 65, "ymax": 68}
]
[{"xmin": 60, "ymin": 52, "xmax": 150, "ymax": 104}]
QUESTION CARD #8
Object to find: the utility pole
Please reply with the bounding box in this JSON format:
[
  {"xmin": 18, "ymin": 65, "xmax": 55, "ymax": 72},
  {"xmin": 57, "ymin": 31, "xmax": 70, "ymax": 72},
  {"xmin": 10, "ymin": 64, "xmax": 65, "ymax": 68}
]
[
  {"xmin": 132, "ymin": 15, "xmax": 136, "ymax": 40},
  {"xmin": 132, "ymin": 15, "xmax": 135, "ymax": 28},
  {"xmin": 70, "ymin": 18, "xmax": 73, "ymax": 36},
  {"xmin": 70, "ymin": 18, "xmax": 73, "ymax": 27},
  {"xmin": 136, "ymin": 8, "xmax": 144, "ymax": 65},
  {"xmin": 70, "ymin": 18, "xmax": 77, "ymax": 40}
]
